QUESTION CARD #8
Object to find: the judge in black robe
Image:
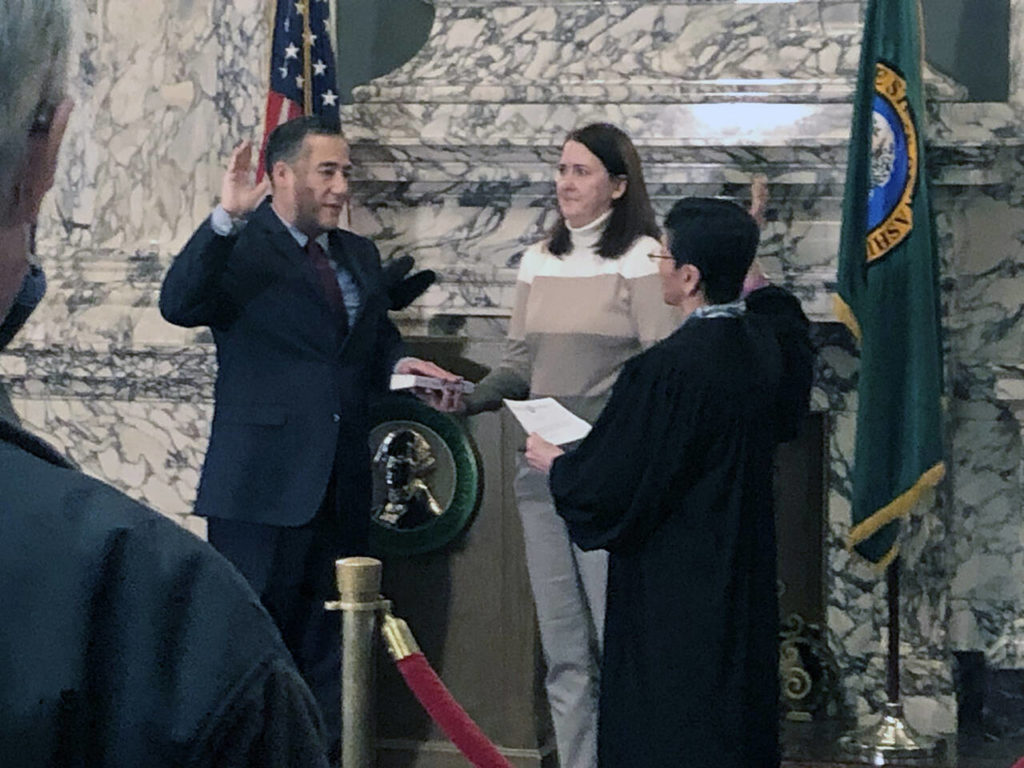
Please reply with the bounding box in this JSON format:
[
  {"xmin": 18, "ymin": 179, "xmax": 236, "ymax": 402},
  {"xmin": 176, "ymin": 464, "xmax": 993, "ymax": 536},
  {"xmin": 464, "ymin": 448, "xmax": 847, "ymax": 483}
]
[{"xmin": 526, "ymin": 197, "xmax": 812, "ymax": 768}]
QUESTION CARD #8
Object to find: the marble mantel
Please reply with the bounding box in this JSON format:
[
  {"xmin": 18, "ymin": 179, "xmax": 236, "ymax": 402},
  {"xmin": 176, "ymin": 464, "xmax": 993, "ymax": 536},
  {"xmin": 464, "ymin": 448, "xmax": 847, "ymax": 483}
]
[{"xmin": 338, "ymin": 1, "xmax": 1020, "ymax": 331}]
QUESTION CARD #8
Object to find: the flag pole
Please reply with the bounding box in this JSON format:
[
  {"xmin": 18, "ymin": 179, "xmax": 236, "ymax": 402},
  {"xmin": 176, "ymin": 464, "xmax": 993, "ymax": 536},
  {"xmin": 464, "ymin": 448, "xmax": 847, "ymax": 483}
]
[
  {"xmin": 835, "ymin": 0, "xmax": 947, "ymax": 756},
  {"xmin": 839, "ymin": 556, "xmax": 944, "ymax": 763},
  {"xmin": 885, "ymin": 557, "xmax": 900, "ymax": 703}
]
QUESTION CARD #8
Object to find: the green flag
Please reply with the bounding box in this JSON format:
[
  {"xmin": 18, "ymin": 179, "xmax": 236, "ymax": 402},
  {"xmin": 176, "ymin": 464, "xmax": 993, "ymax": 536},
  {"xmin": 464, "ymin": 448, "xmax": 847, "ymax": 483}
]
[{"xmin": 834, "ymin": 0, "xmax": 945, "ymax": 567}]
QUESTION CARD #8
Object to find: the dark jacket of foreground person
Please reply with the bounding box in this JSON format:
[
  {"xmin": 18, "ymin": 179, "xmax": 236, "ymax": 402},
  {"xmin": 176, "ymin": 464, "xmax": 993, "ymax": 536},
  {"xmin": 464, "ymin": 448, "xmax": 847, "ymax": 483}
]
[{"xmin": 0, "ymin": 420, "xmax": 331, "ymax": 768}]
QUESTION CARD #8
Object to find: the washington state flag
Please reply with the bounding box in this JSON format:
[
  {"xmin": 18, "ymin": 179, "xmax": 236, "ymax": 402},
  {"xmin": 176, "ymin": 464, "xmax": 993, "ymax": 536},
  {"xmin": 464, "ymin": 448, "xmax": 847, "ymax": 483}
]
[{"xmin": 834, "ymin": 0, "xmax": 945, "ymax": 567}]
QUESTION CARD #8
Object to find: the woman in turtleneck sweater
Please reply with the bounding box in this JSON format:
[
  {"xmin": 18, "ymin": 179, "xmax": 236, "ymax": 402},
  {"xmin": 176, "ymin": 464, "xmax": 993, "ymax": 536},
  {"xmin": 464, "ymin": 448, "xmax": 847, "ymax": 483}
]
[{"xmin": 462, "ymin": 123, "xmax": 679, "ymax": 768}]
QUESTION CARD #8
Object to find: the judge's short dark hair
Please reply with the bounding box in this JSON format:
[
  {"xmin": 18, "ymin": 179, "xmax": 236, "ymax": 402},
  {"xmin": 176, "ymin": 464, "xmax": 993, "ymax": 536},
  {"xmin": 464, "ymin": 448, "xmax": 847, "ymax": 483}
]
[
  {"xmin": 663, "ymin": 198, "xmax": 759, "ymax": 305},
  {"xmin": 264, "ymin": 115, "xmax": 343, "ymax": 178},
  {"xmin": 548, "ymin": 122, "xmax": 660, "ymax": 260}
]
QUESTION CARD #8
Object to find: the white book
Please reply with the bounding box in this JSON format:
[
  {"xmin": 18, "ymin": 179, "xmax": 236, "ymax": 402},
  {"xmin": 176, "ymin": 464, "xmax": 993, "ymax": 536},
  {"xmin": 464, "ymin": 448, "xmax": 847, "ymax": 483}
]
[{"xmin": 390, "ymin": 374, "xmax": 475, "ymax": 394}]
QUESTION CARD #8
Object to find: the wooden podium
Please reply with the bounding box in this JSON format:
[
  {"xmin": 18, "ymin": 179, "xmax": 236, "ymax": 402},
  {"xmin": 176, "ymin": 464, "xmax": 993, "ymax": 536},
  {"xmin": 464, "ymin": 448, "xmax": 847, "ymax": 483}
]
[{"xmin": 373, "ymin": 337, "xmax": 554, "ymax": 768}]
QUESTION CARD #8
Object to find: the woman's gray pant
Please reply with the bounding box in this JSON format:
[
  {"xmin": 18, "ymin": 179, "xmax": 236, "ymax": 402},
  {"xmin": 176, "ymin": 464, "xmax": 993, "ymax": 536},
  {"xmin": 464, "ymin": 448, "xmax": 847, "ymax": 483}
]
[{"xmin": 515, "ymin": 458, "xmax": 608, "ymax": 768}]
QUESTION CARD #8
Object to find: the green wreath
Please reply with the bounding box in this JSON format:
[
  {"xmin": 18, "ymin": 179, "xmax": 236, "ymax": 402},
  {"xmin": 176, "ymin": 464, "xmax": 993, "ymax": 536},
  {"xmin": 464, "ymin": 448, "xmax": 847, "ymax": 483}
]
[{"xmin": 367, "ymin": 394, "xmax": 482, "ymax": 556}]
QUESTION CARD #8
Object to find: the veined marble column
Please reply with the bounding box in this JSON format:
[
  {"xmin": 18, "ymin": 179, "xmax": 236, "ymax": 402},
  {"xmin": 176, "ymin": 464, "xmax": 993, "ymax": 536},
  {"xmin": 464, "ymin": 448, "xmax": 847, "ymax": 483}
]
[{"xmin": 6, "ymin": 0, "xmax": 272, "ymax": 531}]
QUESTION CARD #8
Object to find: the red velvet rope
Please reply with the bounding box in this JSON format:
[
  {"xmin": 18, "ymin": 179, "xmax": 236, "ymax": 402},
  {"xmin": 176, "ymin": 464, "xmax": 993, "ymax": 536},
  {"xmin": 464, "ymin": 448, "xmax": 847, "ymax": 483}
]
[{"xmin": 394, "ymin": 652, "xmax": 513, "ymax": 768}]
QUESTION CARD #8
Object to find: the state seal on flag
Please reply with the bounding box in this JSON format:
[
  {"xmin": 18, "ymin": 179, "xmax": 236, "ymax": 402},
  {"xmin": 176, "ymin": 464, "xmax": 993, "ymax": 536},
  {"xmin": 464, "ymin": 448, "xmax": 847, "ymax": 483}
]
[{"xmin": 867, "ymin": 61, "xmax": 918, "ymax": 262}]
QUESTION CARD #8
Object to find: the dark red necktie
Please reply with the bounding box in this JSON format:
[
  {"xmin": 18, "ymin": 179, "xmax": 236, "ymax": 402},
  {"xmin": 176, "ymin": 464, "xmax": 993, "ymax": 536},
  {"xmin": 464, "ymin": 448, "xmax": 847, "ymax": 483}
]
[{"xmin": 306, "ymin": 239, "xmax": 347, "ymax": 324}]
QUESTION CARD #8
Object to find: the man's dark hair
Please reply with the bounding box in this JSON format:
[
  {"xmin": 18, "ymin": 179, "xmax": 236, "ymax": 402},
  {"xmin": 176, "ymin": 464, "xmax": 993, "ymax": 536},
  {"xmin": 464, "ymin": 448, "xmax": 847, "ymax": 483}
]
[
  {"xmin": 264, "ymin": 115, "xmax": 343, "ymax": 178},
  {"xmin": 663, "ymin": 197, "xmax": 759, "ymax": 305},
  {"xmin": 548, "ymin": 123, "xmax": 659, "ymax": 260}
]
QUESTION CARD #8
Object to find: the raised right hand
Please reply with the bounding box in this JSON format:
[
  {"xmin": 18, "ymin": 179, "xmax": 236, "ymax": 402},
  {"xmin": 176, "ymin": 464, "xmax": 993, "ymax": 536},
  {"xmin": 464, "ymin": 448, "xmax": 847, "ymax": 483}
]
[
  {"xmin": 220, "ymin": 141, "xmax": 270, "ymax": 217},
  {"xmin": 749, "ymin": 173, "xmax": 768, "ymax": 228}
]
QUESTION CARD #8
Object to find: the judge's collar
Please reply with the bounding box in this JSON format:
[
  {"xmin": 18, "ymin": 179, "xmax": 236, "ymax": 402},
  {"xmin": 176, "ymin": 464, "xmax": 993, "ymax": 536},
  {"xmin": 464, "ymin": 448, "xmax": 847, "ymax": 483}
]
[{"xmin": 685, "ymin": 298, "xmax": 746, "ymax": 324}]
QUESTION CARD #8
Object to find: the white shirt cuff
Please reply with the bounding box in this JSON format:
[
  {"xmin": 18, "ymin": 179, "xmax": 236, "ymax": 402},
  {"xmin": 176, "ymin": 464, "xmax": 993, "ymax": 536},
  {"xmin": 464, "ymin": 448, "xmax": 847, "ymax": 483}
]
[{"xmin": 210, "ymin": 205, "xmax": 247, "ymax": 236}]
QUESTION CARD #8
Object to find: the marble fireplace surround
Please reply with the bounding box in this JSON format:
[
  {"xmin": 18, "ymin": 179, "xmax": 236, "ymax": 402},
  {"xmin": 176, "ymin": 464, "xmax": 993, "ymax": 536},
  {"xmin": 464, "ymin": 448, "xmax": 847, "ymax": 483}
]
[{"xmin": 3, "ymin": 0, "xmax": 1024, "ymax": 742}]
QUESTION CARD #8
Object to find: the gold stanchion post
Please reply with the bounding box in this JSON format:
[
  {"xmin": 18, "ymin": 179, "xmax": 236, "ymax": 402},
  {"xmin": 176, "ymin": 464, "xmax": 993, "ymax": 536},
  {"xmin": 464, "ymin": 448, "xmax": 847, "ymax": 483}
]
[{"xmin": 325, "ymin": 557, "xmax": 386, "ymax": 768}]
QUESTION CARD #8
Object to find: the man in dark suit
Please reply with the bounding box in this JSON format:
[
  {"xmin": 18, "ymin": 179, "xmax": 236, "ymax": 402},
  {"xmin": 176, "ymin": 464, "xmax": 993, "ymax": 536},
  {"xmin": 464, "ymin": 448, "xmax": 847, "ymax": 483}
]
[
  {"xmin": 1, "ymin": 1, "xmax": 330, "ymax": 764},
  {"xmin": 159, "ymin": 115, "xmax": 461, "ymax": 746}
]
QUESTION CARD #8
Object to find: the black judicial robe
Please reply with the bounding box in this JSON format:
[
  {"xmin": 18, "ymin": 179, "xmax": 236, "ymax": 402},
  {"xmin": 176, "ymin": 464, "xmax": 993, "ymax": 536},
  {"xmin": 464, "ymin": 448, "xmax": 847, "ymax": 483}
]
[
  {"xmin": 0, "ymin": 421, "xmax": 330, "ymax": 768},
  {"xmin": 550, "ymin": 299, "xmax": 811, "ymax": 768}
]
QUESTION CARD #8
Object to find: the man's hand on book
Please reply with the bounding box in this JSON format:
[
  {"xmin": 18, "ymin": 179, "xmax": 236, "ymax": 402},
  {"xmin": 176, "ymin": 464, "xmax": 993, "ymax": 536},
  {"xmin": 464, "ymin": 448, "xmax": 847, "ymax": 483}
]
[{"xmin": 393, "ymin": 357, "xmax": 466, "ymax": 412}]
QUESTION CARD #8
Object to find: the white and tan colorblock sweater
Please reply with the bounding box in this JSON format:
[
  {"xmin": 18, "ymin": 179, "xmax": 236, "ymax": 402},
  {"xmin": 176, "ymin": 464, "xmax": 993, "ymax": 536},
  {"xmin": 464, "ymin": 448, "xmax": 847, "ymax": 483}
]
[{"xmin": 468, "ymin": 213, "xmax": 681, "ymax": 424}]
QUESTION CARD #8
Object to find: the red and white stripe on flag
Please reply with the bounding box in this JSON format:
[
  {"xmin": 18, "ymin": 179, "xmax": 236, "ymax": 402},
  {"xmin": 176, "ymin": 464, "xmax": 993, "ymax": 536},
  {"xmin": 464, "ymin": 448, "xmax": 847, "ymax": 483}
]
[{"xmin": 257, "ymin": 0, "xmax": 340, "ymax": 180}]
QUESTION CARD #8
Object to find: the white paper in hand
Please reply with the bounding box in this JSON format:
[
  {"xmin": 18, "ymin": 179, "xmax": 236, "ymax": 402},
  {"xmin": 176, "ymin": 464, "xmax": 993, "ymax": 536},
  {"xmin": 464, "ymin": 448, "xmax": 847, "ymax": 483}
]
[{"xmin": 503, "ymin": 398, "xmax": 592, "ymax": 446}]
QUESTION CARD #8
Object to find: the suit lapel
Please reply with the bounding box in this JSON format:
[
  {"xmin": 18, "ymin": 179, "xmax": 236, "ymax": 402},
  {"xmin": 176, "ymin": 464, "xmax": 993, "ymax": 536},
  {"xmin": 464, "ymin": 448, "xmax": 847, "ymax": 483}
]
[
  {"xmin": 327, "ymin": 230, "xmax": 368, "ymax": 294},
  {"xmin": 253, "ymin": 202, "xmax": 333, "ymax": 313},
  {"xmin": 329, "ymin": 231, "xmax": 387, "ymax": 355},
  {"xmin": 251, "ymin": 203, "xmax": 385, "ymax": 353}
]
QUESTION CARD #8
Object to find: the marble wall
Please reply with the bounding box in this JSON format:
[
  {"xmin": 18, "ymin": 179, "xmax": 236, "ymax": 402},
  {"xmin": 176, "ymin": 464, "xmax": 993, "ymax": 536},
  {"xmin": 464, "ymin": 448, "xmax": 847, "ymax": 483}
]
[
  {"xmin": 6, "ymin": 0, "xmax": 272, "ymax": 531},
  {"xmin": 4, "ymin": 0, "xmax": 1024, "ymax": 743}
]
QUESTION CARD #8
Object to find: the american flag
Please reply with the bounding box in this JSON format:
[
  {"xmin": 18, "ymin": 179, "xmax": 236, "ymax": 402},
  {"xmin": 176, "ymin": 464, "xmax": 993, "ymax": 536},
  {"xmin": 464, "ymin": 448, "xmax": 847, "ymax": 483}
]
[{"xmin": 259, "ymin": 0, "xmax": 340, "ymax": 177}]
